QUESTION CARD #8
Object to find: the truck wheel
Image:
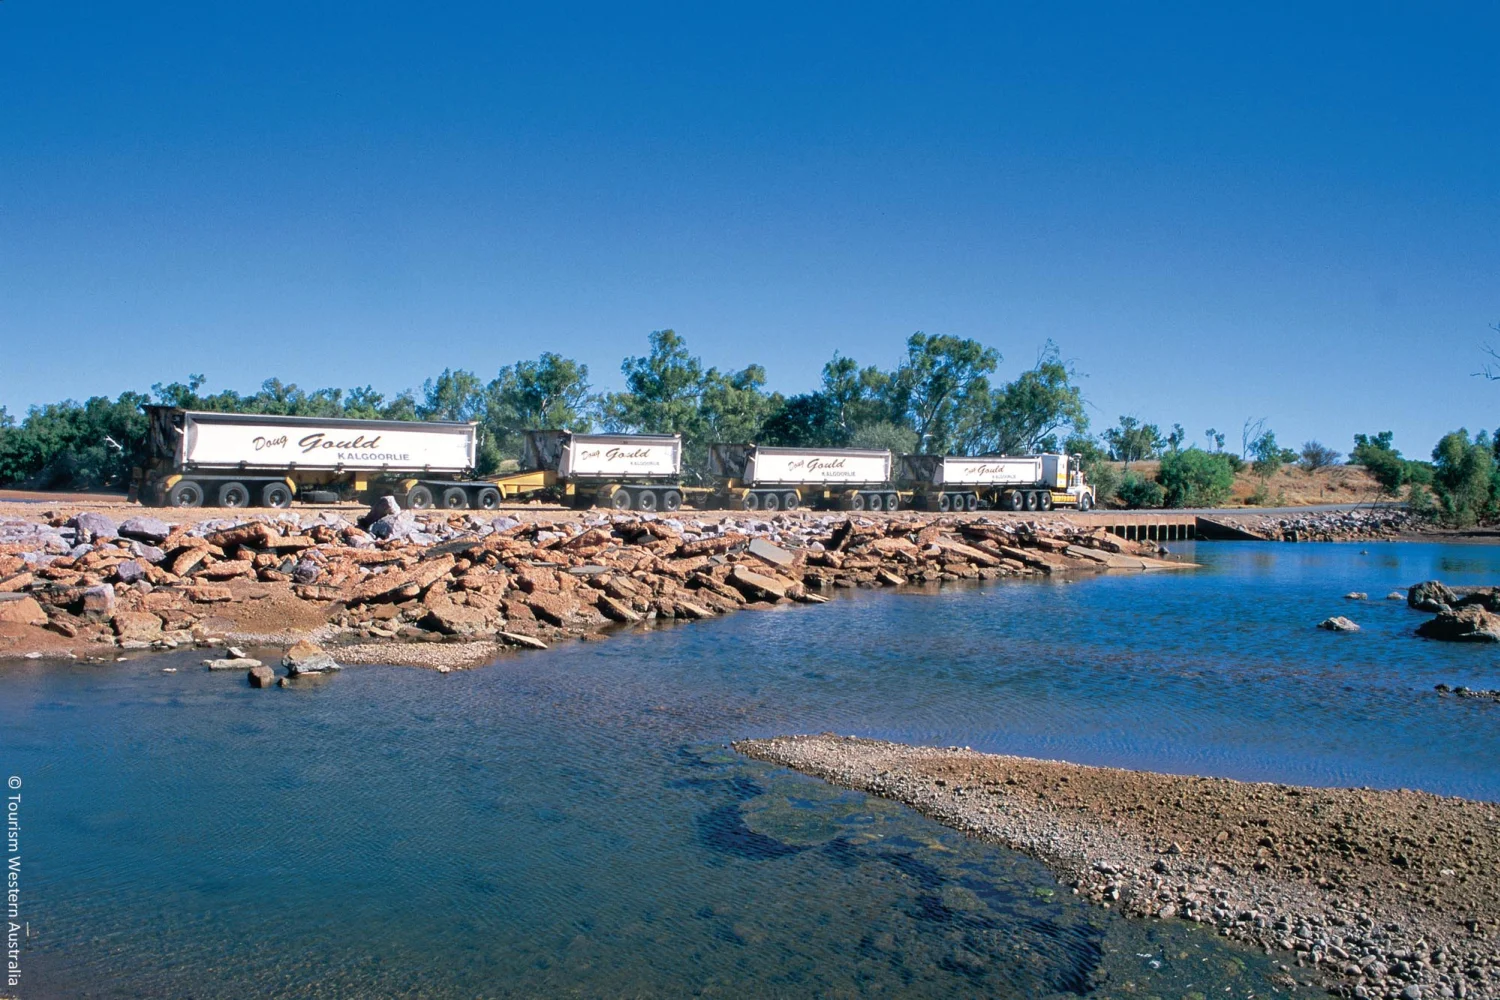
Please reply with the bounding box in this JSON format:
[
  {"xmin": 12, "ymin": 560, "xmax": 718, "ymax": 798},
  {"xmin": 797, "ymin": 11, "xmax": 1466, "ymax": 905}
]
[
  {"xmin": 261, "ymin": 483, "xmax": 293, "ymax": 509},
  {"xmin": 865, "ymin": 492, "xmax": 883, "ymax": 512},
  {"xmin": 1006, "ymin": 491, "xmax": 1025, "ymax": 511},
  {"xmin": 217, "ymin": 481, "xmax": 250, "ymax": 508},
  {"xmin": 610, "ymin": 489, "xmax": 632, "ymax": 510},
  {"xmin": 441, "ymin": 487, "xmax": 469, "ymax": 510},
  {"xmin": 781, "ymin": 492, "xmax": 799, "ymax": 510},
  {"xmin": 635, "ymin": 489, "xmax": 658, "ymax": 512},
  {"xmin": 167, "ymin": 480, "xmax": 204, "ymax": 508},
  {"xmin": 1024, "ymin": 491, "xmax": 1040, "ymax": 511},
  {"xmin": 761, "ymin": 492, "xmax": 780, "ymax": 512},
  {"xmin": 848, "ymin": 493, "xmax": 865, "ymax": 511},
  {"xmin": 405, "ymin": 485, "xmax": 434, "ymax": 510},
  {"xmin": 661, "ymin": 489, "xmax": 682, "ymax": 512},
  {"xmin": 741, "ymin": 492, "xmax": 760, "ymax": 511},
  {"xmin": 884, "ymin": 493, "xmax": 900, "ymax": 512},
  {"xmin": 1077, "ymin": 493, "xmax": 1093, "ymax": 512},
  {"xmin": 937, "ymin": 493, "xmax": 952, "ymax": 512},
  {"xmin": 1038, "ymin": 491, "xmax": 1053, "ymax": 511},
  {"xmin": 475, "ymin": 487, "xmax": 501, "ymax": 510},
  {"xmin": 965, "ymin": 493, "xmax": 979, "ymax": 512}
]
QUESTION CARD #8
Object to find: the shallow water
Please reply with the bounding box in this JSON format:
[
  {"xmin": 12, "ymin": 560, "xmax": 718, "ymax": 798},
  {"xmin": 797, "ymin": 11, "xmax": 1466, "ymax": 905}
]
[{"xmin": 7, "ymin": 541, "xmax": 1499, "ymax": 997}]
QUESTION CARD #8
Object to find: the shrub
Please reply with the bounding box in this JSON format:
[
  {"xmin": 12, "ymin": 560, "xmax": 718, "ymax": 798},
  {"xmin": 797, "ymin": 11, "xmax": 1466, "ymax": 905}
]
[
  {"xmin": 1299, "ymin": 441, "xmax": 1340, "ymax": 470},
  {"xmin": 1158, "ymin": 448, "xmax": 1236, "ymax": 508},
  {"xmin": 1431, "ymin": 430, "xmax": 1496, "ymax": 527},
  {"xmin": 1116, "ymin": 472, "xmax": 1165, "ymax": 509}
]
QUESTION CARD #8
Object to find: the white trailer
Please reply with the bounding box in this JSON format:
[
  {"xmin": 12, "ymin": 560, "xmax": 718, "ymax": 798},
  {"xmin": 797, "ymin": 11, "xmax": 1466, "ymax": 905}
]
[
  {"xmin": 708, "ymin": 444, "xmax": 901, "ymax": 511},
  {"xmin": 499, "ymin": 431, "xmax": 685, "ymax": 511},
  {"xmin": 136, "ymin": 407, "xmax": 498, "ymax": 510},
  {"xmin": 899, "ymin": 453, "xmax": 1095, "ymax": 512}
]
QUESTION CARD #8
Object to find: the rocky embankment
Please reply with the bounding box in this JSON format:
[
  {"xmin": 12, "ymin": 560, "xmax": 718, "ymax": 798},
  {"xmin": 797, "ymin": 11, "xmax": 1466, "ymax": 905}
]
[
  {"xmin": 737, "ymin": 734, "xmax": 1500, "ymax": 1000},
  {"xmin": 0, "ymin": 504, "xmax": 1186, "ymax": 668},
  {"xmin": 1222, "ymin": 506, "xmax": 1424, "ymax": 542}
]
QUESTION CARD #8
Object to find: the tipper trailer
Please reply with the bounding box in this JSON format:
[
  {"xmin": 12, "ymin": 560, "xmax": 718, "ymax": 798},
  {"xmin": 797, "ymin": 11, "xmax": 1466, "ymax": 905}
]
[
  {"xmin": 134, "ymin": 407, "xmax": 503, "ymax": 510},
  {"xmin": 898, "ymin": 453, "xmax": 1096, "ymax": 512},
  {"xmin": 490, "ymin": 431, "xmax": 686, "ymax": 511},
  {"xmin": 707, "ymin": 444, "xmax": 901, "ymax": 511}
]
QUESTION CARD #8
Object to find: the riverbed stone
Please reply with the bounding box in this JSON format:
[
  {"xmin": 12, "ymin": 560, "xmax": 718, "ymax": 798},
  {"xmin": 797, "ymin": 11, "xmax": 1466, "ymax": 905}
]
[
  {"xmin": 0, "ymin": 596, "xmax": 47, "ymax": 627},
  {"xmin": 1408, "ymin": 580, "xmax": 1457, "ymax": 613},
  {"xmin": 80, "ymin": 584, "xmax": 116, "ymax": 616},
  {"xmin": 247, "ymin": 663, "xmax": 277, "ymax": 687},
  {"xmin": 1415, "ymin": 606, "xmax": 1500, "ymax": 642},
  {"xmin": 282, "ymin": 639, "xmax": 339, "ymax": 674}
]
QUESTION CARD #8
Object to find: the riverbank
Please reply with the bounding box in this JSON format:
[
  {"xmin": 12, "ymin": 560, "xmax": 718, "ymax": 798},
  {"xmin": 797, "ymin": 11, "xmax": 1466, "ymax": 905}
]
[
  {"xmin": 0, "ymin": 506, "xmax": 1188, "ymax": 667},
  {"xmin": 737, "ymin": 734, "xmax": 1500, "ymax": 1000}
]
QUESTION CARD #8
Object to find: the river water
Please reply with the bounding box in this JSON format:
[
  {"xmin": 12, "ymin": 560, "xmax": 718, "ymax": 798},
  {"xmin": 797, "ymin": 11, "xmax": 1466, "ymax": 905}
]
[{"xmin": 7, "ymin": 541, "xmax": 1500, "ymax": 998}]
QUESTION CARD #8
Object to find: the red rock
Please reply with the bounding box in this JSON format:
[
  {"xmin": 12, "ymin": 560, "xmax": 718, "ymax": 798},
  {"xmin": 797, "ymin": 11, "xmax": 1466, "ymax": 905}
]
[{"xmin": 0, "ymin": 596, "xmax": 47, "ymax": 627}]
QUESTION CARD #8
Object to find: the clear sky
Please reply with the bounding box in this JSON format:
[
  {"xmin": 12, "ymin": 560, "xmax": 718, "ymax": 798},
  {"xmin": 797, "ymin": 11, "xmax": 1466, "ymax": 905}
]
[{"xmin": 2, "ymin": 2, "xmax": 1496, "ymax": 458}]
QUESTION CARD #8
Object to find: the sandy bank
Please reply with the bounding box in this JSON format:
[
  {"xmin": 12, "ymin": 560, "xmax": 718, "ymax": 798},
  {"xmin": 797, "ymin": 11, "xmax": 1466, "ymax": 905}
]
[{"xmin": 735, "ymin": 734, "xmax": 1500, "ymax": 1000}]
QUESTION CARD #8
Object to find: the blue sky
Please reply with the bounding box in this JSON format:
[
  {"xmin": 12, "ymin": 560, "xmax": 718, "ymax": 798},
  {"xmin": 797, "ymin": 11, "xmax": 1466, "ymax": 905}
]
[{"xmin": 2, "ymin": 3, "xmax": 1496, "ymax": 458}]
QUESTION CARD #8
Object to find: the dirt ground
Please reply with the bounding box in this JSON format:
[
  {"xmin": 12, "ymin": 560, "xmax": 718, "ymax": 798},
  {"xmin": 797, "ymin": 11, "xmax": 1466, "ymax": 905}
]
[{"xmin": 1116, "ymin": 460, "xmax": 1387, "ymax": 506}]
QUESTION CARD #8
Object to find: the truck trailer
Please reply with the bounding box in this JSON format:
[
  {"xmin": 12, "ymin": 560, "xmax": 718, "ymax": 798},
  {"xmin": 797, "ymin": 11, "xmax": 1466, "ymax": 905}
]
[
  {"xmin": 898, "ymin": 453, "xmax": 1095, "ymax": 512},
  {"xmin": 135, "ymin": 407, "xmax": 501, "ymax": 510},
  {"xmin": 490, "ymin": 431, "xmax": 685, "ymax": 511},
  {"xmin": 707, "ymin": 444, "xmax": 900, "ymax": 511}
]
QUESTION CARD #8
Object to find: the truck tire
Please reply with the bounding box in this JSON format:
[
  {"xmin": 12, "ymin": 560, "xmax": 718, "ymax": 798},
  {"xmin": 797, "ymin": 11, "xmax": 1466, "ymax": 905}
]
[
  {"xmin": 781, "ymin": 491, "xmax": 799, "ymax": 510},
  {"xmin": 610, "ymin": 489, "xmax": 632, "ymax": 510},
  {"xmin": 475, "ymin": 487, "xmax": 501, "ymax": 510},
  {"xmin": 884, "ymin": 492, "xmax": 900, "ymax": 512},
  {"xmin": 1006, "ymin": 491, "xmax": 1025, "ymax": 511},
  {"xmin": 1038, "ymin": 491, "xmax": 1053, "ymax": 511},
  {"xmin": 865, "ymin": 492, "xmax": 883, "ymax": 512},
  {"xmin": 1077, "ymin": 493, "xmax": 1093, "ymax": 512},
  {"xmin": 302, "ymin": 490, "xmax": 339, "ymax": 504},
  {"xmin": 964, "ymin": 493, "xmax": 979, "ymax": 512},
  {"xmin": 441, "ymin": 486, "xmax": 469, "ymax": 510},
  {"xmin": 661, "ymin": 489, "xmax": 682, "ymax": 512},
  {"xmin": 635, "ymin": 489, "xmax": 658, "ymax": 512},
  {"xmin": 261, "ymin": 482, "xmax": 293, "ymax": 509},
  {"xmin": 848, "ymin": 493, "xmax": 865, "ymax": 511},
  {"xmin": 167, "ymin": 480, "xmax": 204, "ymax": 508},
  {"xmin": 937, "ymin": 493, "xmax": 952, "ymax": 512},
  {"xmin": 217, "ymin": 481, "xmax": 250, "ymax": 508},
  {"xmin": 405, "ymin": 485, "xmax": 434, "ymax": 510},
  {"xmin": 741, "ymin": 492, "xmax": 760, "ymax": 511},
  {"xmin": 761, "ymin": 492, "xmax": 780, "ymax": 511},
  {"xmin": 1024, "ymin": 490, "xmax": 1040, "ymax": 511}
]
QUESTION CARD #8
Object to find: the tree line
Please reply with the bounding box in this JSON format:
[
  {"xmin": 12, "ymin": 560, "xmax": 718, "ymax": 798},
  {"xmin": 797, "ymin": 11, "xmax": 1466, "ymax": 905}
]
[{"xmin": 0, "ymin": 327, "xmax": 1493, "ymax": 522}]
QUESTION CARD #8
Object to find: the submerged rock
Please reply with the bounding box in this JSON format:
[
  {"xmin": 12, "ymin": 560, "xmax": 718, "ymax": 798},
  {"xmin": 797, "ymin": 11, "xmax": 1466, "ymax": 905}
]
[
  {"xmin": 1318, "ymin": 616, "xmax": 1360, "ymax": 632},
  {"xmin": 247, "ymin": 663, "xmax": 277, "ymax": 688}
]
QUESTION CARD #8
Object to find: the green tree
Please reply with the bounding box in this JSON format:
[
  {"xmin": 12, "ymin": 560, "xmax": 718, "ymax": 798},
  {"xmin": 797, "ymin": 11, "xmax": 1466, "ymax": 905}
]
[
  {"xmin": 1431, "ymin": 429, "xmax": 1497, "ymax": 526},
  {"xmin": 418, "ymin": 369, "xmax": 487, "ymax": 422},
  {"xmin": 1158, "ymin": 448, "xmax": 1236, "ymax": 508},
  {"xmin": 1116, "ymin": 471, "xmax": 1165, "ymax": 509},
  {"xmin": 601, "ymin": 330, "xmax": 705, "ymax": 436},
  {"xmin": 974, "ymin": 342, "xmax": 1087, "ymax": 455},
  {"xmin": 1064, "ymin": 432, "xmax": 1119, "ymax": 506},
  {"xmin": 483, "ymin": 353, "xmax": 595, "ymax": 464},
  {"xmin": 1249, "ymin": 430, "xmax": 1285, "ymax": 479},
  {"xmin": 1102, "ymin": 416, "xmax": 1163, "ymax": 468},
  {"xmin": 1351, "ymin": 431, "xmax": 1417, "ymax": 495},
  {"xmin": 884, "ymin": 332, "xmax": 998, "ymax": 453}
]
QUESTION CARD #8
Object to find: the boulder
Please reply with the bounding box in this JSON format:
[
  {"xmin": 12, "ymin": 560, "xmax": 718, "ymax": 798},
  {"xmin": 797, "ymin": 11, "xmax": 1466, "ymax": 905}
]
[
  {"xmin": 1317, "ymin": 616, "xmax": 1360, "ymax": 632},
  {"xmin": 421, "ymin": 604, "xmax": 492, "ymax": 636},
  {"xmin": 1408, "ymin": 580, "xmax": 1457, "ymax": 613},
  {"xmin": 1386, "ymin": 591, "xmax": 1405, "ymax": 601},
  {"xmin": 747, "ymin": 537, "xmax": 795, "ymax": 569},
  {"xmin": 358, "ymin": 495, "xmax": 402, "ymax": 528},
  {"xmin": 118, "ymin": 516, "xmax": 173, "ymax": 544},
  {"xmin": 114, "ymin": 560, "xmax": 146, "ymax": 584},
  {"xmin": 112, "ymin": 611, "xmax": 164, "ymax": 642},
  {"xmin": 282, "ymin": 639, "xmax": 340, "ymax": 674},
  {"xmin": 80, "ymin": 584, "xmax": 116, "ymax": 616},
  {"xmin": 247, "ymin": 663, "xmax": 277, "ymax": 688},
  {"xmin": 0, "ymin": 596, "xmax": 48, "ymax": 627},
  {"xmin": 1342, "ymin": 592, "xmax": 1367, "ymax": 601},
  {"xmin": 69, "ymin": 512, "xmax": 118, "ymax": 543},
  {"xmin": 368, "ymin": 511, "xmax": 418, "ymax": 541},
  {"xmin": 728, "ymin": 565, "xmax": 788, "ymax": 600},
  {"xmin": 186, "ymin": 585, "xmax": 234, "ymax": 603},
  {"xmin": 1416, "ymin": 606, "xmax": 1500, "ymax": 643},
  {"xmin": 131, "ymin": 543, "xmax": 167, "ymax": 564},
  {"xmin": 292, "ymin": 559, "xmax": 321, "ymax": 584}
]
